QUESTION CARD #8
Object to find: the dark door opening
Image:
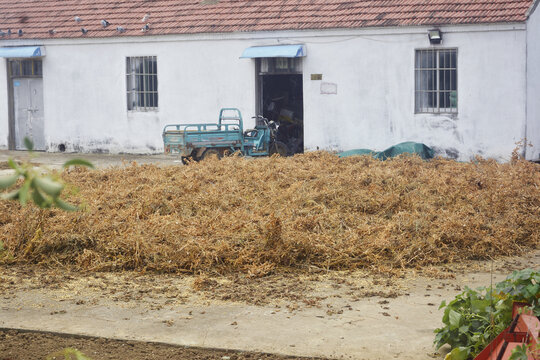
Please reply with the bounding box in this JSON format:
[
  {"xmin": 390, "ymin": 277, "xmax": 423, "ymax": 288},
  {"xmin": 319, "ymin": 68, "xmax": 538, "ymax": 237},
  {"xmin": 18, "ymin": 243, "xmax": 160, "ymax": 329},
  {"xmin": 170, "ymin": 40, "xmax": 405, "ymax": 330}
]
[{"xmin": 257, "ymin": 58, "xmax": 304, "ymax": 155}]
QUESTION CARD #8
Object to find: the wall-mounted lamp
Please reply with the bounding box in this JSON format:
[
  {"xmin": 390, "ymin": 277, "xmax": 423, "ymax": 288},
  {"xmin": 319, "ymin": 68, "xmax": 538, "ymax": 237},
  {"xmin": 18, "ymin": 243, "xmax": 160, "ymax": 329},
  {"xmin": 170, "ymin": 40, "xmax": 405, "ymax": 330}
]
[{"xmin": 428, "ymin": 29, "xmax": 442, "ymax": 44}]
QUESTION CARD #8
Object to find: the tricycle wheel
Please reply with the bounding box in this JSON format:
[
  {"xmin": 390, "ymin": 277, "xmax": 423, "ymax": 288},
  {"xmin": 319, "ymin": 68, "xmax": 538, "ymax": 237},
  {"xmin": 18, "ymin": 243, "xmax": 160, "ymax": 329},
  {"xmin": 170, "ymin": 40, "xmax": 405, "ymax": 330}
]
[
  {"xmin": 221, "ymin": 148, "xmax": 234, "ymax": 157},
  {"xmin": 269, "ymin": 141, "xmax": 289, "ymax": 157},
  {"xmin": 201, "ymin": 148, "xmax": 222, "ymax": 161},
  {"xmin": 181, "ymin": 156, "xmax": 193, "ymax": 165}
]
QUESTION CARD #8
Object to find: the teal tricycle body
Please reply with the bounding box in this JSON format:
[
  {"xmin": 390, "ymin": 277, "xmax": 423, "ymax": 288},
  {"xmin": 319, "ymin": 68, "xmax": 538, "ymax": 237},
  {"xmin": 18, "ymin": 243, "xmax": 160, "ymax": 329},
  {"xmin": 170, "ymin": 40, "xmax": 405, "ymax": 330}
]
[{"xmin": 163, "ymin": 108, "xmax": 287, "ymax": 162}]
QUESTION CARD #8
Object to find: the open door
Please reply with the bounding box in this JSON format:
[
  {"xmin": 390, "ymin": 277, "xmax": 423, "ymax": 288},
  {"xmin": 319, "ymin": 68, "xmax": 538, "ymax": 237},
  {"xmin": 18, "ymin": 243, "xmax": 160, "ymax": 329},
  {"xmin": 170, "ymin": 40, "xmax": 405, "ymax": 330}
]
[{"xmin": 256, "ymin": 57, "xmax": 304, "ymax": 155}]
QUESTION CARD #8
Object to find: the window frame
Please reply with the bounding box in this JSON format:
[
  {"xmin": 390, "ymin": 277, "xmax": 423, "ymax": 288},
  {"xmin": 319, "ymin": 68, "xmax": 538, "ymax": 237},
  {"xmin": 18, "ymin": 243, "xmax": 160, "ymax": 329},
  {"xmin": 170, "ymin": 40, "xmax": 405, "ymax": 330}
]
[
  {"xmin": 126, "ymin": 56, "xmax": 158, "ymax": 112},
  {"xmin": 414, "ymin": 48, "xmax": 458, "ymax": 115},
  {"xmin": 258, "ymin": 57, "xmax": 302, "ymax": 75},
  {"xmin": 8, "ymin": 59, "xmax": 43, "ymax": 78}
]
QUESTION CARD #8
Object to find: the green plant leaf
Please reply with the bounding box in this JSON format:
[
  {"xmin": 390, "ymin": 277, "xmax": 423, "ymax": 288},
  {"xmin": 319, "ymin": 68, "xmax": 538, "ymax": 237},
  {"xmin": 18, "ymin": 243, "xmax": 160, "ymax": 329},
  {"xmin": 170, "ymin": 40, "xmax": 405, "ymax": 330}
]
[
  {"xmin": 23, "ymin": 137, "xmax": 34, "ymax": 151},
  {"xmin": 449, "ymin": 309, "xmax": 462, "ymax": 329},
  {"xmin": 471, "ymin": 299, "xmax": 490, "ymax": 314},
  {"xmin": 18, "ymin": 180, "xmax": 31, "ymax": 206},
  {"xmin": 0, "ymin": 174, "xmax": 18, "ymax": 189},
  {"xmin": 525, "ymin": 284, "xmax": 539, "ymax": 299},
  {"xmin": 434, "ymin": 331, "xmax": 444, "ymax": 347},
  {"xmin": 518, "ymin": 269, "xmax": 533, "ymax": 280},
  {"xmin": 33, "ymin": 176, "xmax": 64, "ymax": 197},
  {"xmin": 54, "ymin": 198, "xmax": 78, "ymax": 212},
  {"xmin": 7, "ymin": 158, "xmax": 20, "ymax": 171},
  {"xmin": 445, "ymin": 346, "xmax": 470, "ymax": 360},
  {"xmin": 458, "ymin": 325, "xmax": 469, "ymax": 334},
  {"xmin": 31, "ymin": 188, "xmax": 50, "ymax": 208},
  {"xmin": 63, "ymin": 159, "xmax": 94, "ymax": 169},
  {"xmin": 1, "ymin": 189, "xmax": 20, "ymax": 200},
  {"xmin": 439, "ymin": 300, "xmax": 447, "ymax": 310},
  {"xmin": 509, "ymin": 344, "xmax": 529, "ymax": 360}
]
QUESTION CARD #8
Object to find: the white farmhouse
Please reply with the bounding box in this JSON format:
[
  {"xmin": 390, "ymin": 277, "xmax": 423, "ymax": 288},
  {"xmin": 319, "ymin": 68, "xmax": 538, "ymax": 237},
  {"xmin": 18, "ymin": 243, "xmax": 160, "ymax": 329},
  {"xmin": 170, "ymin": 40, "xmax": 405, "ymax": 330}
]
[{"xmin": 0, "ymin": 0, "xmax": 539, "ymax": 161}]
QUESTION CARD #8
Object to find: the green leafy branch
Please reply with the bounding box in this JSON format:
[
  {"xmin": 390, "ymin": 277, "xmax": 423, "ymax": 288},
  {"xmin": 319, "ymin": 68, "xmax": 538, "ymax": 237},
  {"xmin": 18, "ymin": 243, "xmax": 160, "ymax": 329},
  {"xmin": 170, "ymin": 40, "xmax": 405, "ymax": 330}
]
[
  {"xmin": 0, "ymin": 138, "xmax": 93, "ymax": 211},
  {"xmin": 435, "ymin": 269, "xmax": 540, "ymax": 360}
]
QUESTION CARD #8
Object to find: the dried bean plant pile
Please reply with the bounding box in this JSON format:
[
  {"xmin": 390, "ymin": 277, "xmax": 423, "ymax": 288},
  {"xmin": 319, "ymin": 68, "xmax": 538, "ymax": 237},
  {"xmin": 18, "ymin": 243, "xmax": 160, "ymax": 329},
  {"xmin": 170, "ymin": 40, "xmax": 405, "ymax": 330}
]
[{"xmin": 1, "ymin": 153, "xmax": 539, "ymax": 276}]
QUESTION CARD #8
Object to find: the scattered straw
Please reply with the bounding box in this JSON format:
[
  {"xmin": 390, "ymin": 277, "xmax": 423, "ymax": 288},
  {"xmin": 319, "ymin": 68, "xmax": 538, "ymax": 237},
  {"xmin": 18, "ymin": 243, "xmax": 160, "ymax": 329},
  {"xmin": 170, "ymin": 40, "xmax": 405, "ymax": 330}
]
[{"xmin": 1, "ymin": 152, "xmax": 539, "ymax": 275}]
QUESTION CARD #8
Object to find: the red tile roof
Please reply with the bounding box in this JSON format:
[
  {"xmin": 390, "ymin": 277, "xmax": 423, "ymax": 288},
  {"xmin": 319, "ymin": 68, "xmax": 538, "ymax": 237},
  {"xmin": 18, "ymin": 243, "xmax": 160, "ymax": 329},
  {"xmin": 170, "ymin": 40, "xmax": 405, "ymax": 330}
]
[{"xmin": 0, "ymin": 0, "xmax": 535, "ymax": 40}]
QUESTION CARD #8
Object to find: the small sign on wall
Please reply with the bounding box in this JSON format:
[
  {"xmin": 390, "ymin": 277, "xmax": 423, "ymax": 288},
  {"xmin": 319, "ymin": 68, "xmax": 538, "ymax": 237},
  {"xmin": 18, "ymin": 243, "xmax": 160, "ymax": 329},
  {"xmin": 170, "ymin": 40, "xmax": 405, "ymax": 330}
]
[
  {"xmin": 13, "ymin": 81, "xmax": 20, "ymax": 87},
  {"xmin": 311, "ymin": 74, "xmax": 323, "ymax": 81},
  {"xmin": 321, "ymin": 82, "xmax": 337, "ymax": 95}
]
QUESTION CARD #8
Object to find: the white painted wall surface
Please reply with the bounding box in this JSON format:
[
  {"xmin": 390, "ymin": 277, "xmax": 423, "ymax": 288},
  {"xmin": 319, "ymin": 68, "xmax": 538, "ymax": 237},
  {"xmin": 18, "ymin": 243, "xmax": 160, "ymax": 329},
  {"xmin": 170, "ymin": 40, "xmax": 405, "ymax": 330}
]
[
  {"xmin": 0, "ymin": 58, "xmax": 8, "ymax": 149},
  {"xmin": 0, "ymin": 24, "xmax": 530, "ymax": 160},
  {"xmin": 40, "ymin": 38, "xmax": 256, "ymax": 153},
  {"xmin": 302, "ymin": 27, "xmax": 527, "ymax": 161},
  {"xmin": 527, "ymin": 3, "xmax": 540, "ymax": 161}
]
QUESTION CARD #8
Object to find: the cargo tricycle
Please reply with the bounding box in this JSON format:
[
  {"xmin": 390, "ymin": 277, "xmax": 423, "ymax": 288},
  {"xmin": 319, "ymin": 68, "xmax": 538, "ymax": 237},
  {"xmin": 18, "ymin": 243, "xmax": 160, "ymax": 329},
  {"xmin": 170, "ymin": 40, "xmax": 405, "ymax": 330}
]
[{"xmin": 162, "ymin": 108, "xmax": 288, "ymax": 163}]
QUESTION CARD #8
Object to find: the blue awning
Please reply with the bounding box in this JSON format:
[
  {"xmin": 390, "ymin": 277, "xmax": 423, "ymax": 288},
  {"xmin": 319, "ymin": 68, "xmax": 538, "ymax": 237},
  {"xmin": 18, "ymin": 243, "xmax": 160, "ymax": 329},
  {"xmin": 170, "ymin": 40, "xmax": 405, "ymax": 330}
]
[
  {"xmin": 240, "ymin": 44, "xmax": 306, "ymax": 58},
  {"xmin": 0, "ymin": 46, "xmax": 45, "ymax": 58}
]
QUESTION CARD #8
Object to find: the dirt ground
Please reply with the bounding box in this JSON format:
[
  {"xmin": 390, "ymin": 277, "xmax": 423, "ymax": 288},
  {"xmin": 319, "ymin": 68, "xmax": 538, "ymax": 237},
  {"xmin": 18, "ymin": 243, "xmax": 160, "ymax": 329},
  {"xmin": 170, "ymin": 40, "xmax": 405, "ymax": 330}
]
[
  {"xmin": 0, "ymin": 329, "xmax": 324, "ymax": 360},
  {"xmin": 1, "ymin": 251, "xmax": 539, "ymax": 360}
]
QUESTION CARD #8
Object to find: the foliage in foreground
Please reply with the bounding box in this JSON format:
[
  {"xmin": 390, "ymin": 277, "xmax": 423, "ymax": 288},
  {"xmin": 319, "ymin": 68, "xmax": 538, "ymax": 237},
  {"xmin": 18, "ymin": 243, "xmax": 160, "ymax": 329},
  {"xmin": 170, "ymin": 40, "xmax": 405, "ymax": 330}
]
[
  {"xmin": 435, "ymin": 269, "xmax": 540, "ymax": 360},
  {"xmin": 0, "ymin": 138, "xmax": 93, "ymax": 259},
  {"xmin": 0, "ymin": 138, "xmax": 93, "ymax": 211}
]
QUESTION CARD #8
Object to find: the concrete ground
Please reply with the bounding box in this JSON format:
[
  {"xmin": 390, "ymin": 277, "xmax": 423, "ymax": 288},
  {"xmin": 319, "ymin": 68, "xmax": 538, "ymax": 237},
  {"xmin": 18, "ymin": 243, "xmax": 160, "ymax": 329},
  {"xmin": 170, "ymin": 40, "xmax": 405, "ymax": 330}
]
[
  {"xmin": 1, "ymin": 251, "xmax": 539, "ymax": 360},
  {"xmin": 0, "ymin": 150, "xmax": 179, "ymax": 171}
]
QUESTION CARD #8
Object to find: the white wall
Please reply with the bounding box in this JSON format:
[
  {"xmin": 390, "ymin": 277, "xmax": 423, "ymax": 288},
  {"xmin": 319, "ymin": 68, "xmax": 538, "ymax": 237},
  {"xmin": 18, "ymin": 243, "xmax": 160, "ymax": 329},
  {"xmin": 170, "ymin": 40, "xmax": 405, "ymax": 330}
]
[
  {"xmin": 527, "ymin": 2, "xmax": 540, "ymax": 161},
  {"xmin": 302, "ymin": 27, "xmax": 527, "ymax": 161},
  {"xmin": 0, "ymin": 24, "xmax": 529, "ymax": 160},
  {"xmin": 41, "ymin": 38, "xmax": 256, "ymax": 153},
  {"xmin": 0, "ymin": 57, "xmax": 8, "ymax": 149}
]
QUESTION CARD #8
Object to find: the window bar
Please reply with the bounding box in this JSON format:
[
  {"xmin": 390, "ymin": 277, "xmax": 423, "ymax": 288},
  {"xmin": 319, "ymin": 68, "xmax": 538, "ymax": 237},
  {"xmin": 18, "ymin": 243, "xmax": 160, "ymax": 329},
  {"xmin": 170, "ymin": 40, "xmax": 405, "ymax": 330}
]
[
  {"xmin": 432, "ymin": 51, "xmax": 436, "ymax": 112},
  {"xmin": 145, "ymin": 58, "xmax": 149, "ymax": 110},
  {"xmin": 419, "ymin": 52, "xmax": 423, "ymax": 112},
  {"xmin": 415, "ymin": 70, "xmax": 419, "ymax": 112},
  {"xmin": 139, "ymin": 58, "xmax": 143, "ymax": 109},
  {"xmin": 149, "ymin": 60, "xmax": 152, "ymax": 108},
  {"xmin": 441, "ymin": 52, "xmax": 445, "ymax": 110},
  {"xmin": 445, "ymin": 53, "xmax": 449, "ymax": 110},
  {"xmin": 141, "ymin": 59, "xmax": 145, "ymax": 109},
  {"xmin": 136, "ymin": 58, "xmax": 140, "ymax": 110},
  {"xmin": 145, "ymin": 58, "xmax": 148, "ymax": 110},
  {"xmin": 435, "ymin": 52, "xmax": 439, "ymax": 113},
  {"xmin": 450, "ymin": 60, "xmax": 454, "ymax": 112}
]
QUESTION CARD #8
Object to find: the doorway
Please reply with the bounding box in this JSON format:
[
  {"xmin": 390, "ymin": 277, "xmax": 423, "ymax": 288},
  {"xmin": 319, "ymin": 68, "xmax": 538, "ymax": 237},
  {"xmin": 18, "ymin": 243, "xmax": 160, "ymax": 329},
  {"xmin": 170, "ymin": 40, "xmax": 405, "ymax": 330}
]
[
  {"xmin": 8, "ymin": 59, "xmax": 45, "ymax": 150},
  {"xmin": 257, "ymin": 58, "xmax": 304, "ymax": 155}
]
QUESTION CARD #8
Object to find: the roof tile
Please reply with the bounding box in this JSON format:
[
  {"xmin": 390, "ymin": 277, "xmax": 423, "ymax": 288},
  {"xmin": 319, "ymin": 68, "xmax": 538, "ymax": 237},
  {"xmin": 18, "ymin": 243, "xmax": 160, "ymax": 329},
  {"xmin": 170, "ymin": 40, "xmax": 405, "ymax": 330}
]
[{"xmin": 0, "ymin": 0, "xmax": 534, "ymax": 40}]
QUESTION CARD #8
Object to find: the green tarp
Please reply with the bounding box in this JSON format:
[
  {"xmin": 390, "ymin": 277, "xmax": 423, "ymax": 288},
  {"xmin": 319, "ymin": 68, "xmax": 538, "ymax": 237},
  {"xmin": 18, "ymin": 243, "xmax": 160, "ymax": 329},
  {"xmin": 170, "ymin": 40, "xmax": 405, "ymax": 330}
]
[{"xmin": 338, "ymin": 142, "xmax": 435, "ymax": 160}]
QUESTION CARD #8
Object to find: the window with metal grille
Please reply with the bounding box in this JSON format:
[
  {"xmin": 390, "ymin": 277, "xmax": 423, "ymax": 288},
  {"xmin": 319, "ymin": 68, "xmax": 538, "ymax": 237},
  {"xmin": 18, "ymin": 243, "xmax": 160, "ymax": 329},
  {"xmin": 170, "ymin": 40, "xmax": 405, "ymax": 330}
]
[
  {"xmin": 8, "ymin": 59, "xmax": 42, "ymax": 77},
  {"xmin": 258, "ymin": 57, "xmax": 302, "ymax": 74},
  {"xmin": 415, "ymin": 49, "xmax": 457, "ymax": 114},
  {"xmin": 126, "ymin": 56, "xmax": 158, "ymax": 111}
]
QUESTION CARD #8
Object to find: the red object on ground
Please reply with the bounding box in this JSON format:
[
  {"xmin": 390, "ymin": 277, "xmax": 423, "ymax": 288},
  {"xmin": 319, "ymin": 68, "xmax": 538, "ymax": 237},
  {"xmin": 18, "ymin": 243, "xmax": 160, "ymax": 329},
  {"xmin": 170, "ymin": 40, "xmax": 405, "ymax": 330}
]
[{"xmin": 474, "ymin": 302, "xmax": 539, "ymax": 360}]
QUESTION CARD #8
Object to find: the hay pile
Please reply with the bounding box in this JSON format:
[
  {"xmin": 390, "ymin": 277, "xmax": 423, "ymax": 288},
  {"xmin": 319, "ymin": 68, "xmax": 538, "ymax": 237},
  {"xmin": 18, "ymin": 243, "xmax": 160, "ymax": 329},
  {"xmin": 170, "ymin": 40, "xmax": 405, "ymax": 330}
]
[{"xmin": 1, "ymin": 153, "xmax": 539, "ymax": 275}]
